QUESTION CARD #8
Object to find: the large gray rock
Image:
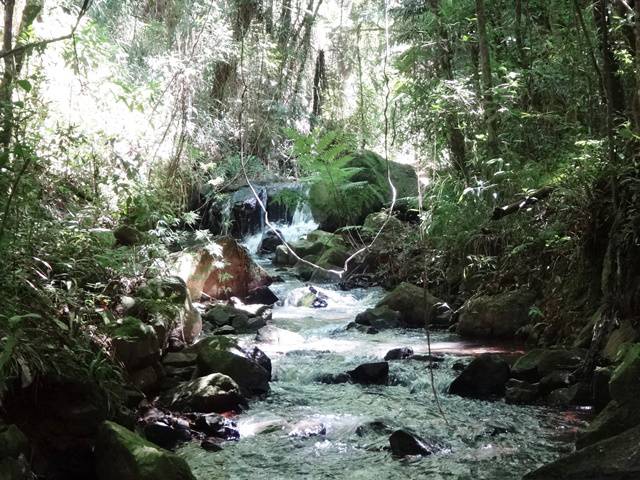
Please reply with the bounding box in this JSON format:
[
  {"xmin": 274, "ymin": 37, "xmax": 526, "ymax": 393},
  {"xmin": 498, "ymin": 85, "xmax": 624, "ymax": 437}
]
[
  {"xmin": 457, "ymin": 289, "xmax": 537, "ymax": 338},
  {"xmin": 376, "ymin": 282, "xmax": 446, "ymax": 328},
  {"xmin": 193, "ymin": 337, "xmax": 271, "ymax": 396},
  {"xmin": 524, "ymin": 422, "xmax": 640, "ymax": 480},
  {"xmin": 161, "ymin": 373, "xmax": 246, "ymax": 413},
  {"xmin": 389, "ymin": 429, "xmax": 438, "ymax": 457},
  {"xmin": 95, "ymin": 421, "xmax": 196, "ymax": 480}
]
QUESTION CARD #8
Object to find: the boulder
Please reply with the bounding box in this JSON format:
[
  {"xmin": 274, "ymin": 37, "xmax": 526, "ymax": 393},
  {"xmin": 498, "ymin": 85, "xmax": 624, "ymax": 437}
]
[
  {"xmin": 258, "ymin": 229, "xmax": 284, "ymax": 253},
  {"xmin": 389, "ymin": 429, "xmax": 438, "ymax": 457},
  {"xmin": 309, "ymin": 150, "xmax": 418, "ymax": 231},
  {"xmin": 576, "ymin": 344, "xmax": 640, "ymax": 448},
  {"xmin": 609, "ymin": 343, "xmax": 640, "ymax": 405},
  {"xmin": 95, "ymin": 421, "xmax": 196, "ymax": 480},
  {"xmin": 111, "ymin": 317, "xmax": 161, "ymax": 371},
  {"xmin": 162, "ymin": 373, "xmax": 246, "ymax": 413},
  {"xmin": 457, "ymin": 289, "xmax": 537, "ymax": 338},
  {"xmin": 244, "ymin": 286, "xmax": 279, "ymax": 305},
  {"xmin": 539, "ymin": 371, "xmax": 572, "ymax": 395},
  {"xmin": 523, "ymin": 422, "xmax": 640, "ymax": 480},
  {"xmin": 172, "ymin": 237, "xmax": 271, "ymax": 301},
  {"xmin": 448, "ymin": 354, "xmax": 510, "ymax": 398},
  {"xmin": 602, "ymin": 320, "xmax": 639, "ymax": 362},
  {"xmin": 355, "ymin": 306, "xmax": 401, "ymax": 330},
  {"xmin": 363, "ymin": 211, "xmax": 405, "ymax": 234},
  {"xmin": 193, "ymin": 337, "xmax": 271, "ymax": 396},
  {"xmin": 505, "ymin": 379, "xmax": 539, "ymax": 405},
  {"xmin": 0, "ymin": 424, "xmax": 29, "ymax": 460},
  {"xmin": 376, "ymin": 282, "xmax": 446, "ymax": 328},
  {"xmin": 547, "ymin": 383, "xmax": 589, "ymax": 407},
  {"xmin": 274, "ymin": 244, "xmax": 296, "ymax": 267},
  {"xmin": 202, "ymin": 305, "xmax": 265, "ymax": 333},
  {"xmin": 511, "ymin": 348, "xmax": 584, "ymax": 382},
  {"xmin": 384, "ymin": 347, "xmax": 414, "ymax": 361},
  {"xmin": 347, "ymin": 362, "xmax": 389, "ymax": 385}
]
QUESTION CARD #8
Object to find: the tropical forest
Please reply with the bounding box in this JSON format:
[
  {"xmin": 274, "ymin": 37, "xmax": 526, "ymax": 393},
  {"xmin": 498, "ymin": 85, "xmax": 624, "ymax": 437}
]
[{"xmin": 1, "ymin": 0, "xmax": 640, "ymax": 479}]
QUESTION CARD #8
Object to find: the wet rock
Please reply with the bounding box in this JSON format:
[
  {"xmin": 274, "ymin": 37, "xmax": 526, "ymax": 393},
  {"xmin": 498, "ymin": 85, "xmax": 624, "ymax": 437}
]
[
  {"xmin": 410, "ymin": 354, "xmax": 445, "ymax": 363},
  {"xmin": 162, "ymin": 373, "xmax": 246, "ymax": 413},
  {"xmin": 376, "ymin": 282, "xmax": 446, "ymax": 328},
  {"xmin": 274, "ymin": 244, "xmax": 296, "ymax": 267},
  {"xmin": 524, "ymin": 422, "xmax": 640, "ymax": 480},
  {"xmin": 256, "ymin": 325, "xmax": 304, "ymax": 345},
  {"xmin": 214, "ymin": 325, "xmax": 236, "ymax": 335},
  {"xmin": 355, "ymin": 306, "xmax": 401, "ymax": 330},
  {"xmin": 203, "ymin": 305, "xmax": 265, "ymax": 333},
  {"xmin": 162, "ymin": 352, "xmax": 197, "ymax": 368},
  {"xmin": 389, "ymin": 429, "xmax": 437, "ymax": 457},
  {"xmin": 457, "ymin": 289, "xmax": 537, "ymax": 339},
  {"xmin": 384, "ymin": 347, "xmax": 414, "ymax": 361},
  {"xmin": 592, "ymin": 366, "xmax": 612, "ymax": 412},
  {"xmin": 547, "ymin": 383, "xmax": 590, "ymax": 407},
  {"xmin": 316, "ymin": 373, "xmax": 351, "ymax": 384},
  {"xmin": 539, "ymin": 371, "xmax": 573, "ymax": 395},
  {"xmin": 201, "ymin": 438, "xmax": 224, "ymax": 451},
  {"xmin": 511, "ymin": 348, "xmax": 584, "ymax": 382},
  {"xmin": 143, "ymin": 421, "xmax": 191, "ymax": 450},
  {"xmin": 346, "ymin": 322, "xmax": 379, "ymax": 334},
  {"xmin": 448, "ymin": 354, "xmax": 510, "ymax": 399},
  {"xmin": 95, "ymin": 421, "xmax": 196, "ymax": 480},
  {"xmin": 248, "ymin": 346, "xmax": 272, "ymax": 376},
  {"xmin": 576, "ymin": 345, "xmax": 640, "ymax": 448},
  {"xmin": 244, "ymin": 286, "xmax": 279, "ymax": 305},
  {"xmin": 452, "ymin": 361, "xmax": 466, "ymax": 372},
  {"xmin": 505, "ymin": 379, "xmax": 539, "ymax": 405},
  {"xmin": 194, "ymin": 336, "xmax": 271, "ymax": 396},
  {"xmin": 193, "ymin": 414, "xmax": 226, "ymax": 437},
  {"xmin": 348, "ymin": 362, "xmax": 389, "ymax": 385},
  {"xmin": 356, "ymin": 420, "xmax": 393, "ymax": 437},
  {"xmin": 257, "ymin": 229, "xmax": 284, "ymax": 253},
  {"xmin": 288, "ymin": 420, "xmax": 326, "ymax": 438},
  {"xmin": 129, "ymin": 364, "xmax": 162, "ymax": 391}
]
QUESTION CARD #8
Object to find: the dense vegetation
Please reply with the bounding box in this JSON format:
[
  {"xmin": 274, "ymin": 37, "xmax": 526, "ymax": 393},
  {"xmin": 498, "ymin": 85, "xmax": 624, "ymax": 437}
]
[{"xmin": 2, "ymin": 0, "xmax": 640, "ymax": 479}]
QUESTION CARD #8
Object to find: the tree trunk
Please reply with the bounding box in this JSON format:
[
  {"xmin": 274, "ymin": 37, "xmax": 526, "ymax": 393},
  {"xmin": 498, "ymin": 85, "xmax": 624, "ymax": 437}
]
[
  {"xmin": 633, "ymin": 0, "xmax": 640, "ymax": 132},
  {"xmin": 310, "ymin": 49, "xmax": 326, "ymax": 130},
  {"xmin": 475, "ymin": 0, "xmax": 498, "ymax": 156},
  {"xmin": 0, "ymin": 0, "xmax": 17, "ymax": 157}
]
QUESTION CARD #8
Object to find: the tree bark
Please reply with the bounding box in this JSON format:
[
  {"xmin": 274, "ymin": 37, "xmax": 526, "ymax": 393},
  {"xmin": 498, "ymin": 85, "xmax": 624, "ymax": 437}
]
[
  {"xmin": 475, "ymin": 0, "xmax": 498, "ymax": 156},
  {"xmin": 0, "ymin": 0, "xmax": 17, "ymax": 156},
  {"xmin": 310, "ymin": 49, "xmax": 326, "ymax": 129}
]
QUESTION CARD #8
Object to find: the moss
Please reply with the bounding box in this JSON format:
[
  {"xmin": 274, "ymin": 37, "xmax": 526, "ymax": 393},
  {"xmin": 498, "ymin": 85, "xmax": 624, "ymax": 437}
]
[{"xmin": 95, "ymin": 421, "xmax": 195, "ymax": 480}]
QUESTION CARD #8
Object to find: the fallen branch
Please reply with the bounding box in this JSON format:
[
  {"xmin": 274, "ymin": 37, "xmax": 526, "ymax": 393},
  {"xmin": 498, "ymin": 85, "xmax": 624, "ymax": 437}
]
[{"xmin": 491, "ymin": 186, "xmax": 554, "ymax": 220}]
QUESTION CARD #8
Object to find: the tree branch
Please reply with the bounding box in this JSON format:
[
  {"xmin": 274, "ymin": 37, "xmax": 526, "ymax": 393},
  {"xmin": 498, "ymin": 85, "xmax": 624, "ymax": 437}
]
[{"xmin": 0, "ymin": 0, "xmax": 91, "ymax": 61}]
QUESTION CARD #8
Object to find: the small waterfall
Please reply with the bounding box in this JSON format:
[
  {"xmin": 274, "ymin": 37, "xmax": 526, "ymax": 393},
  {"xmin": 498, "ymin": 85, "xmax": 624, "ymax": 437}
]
[{"xmin": 242, "ymin": 197, "xmax": 318, "ymax": 254}]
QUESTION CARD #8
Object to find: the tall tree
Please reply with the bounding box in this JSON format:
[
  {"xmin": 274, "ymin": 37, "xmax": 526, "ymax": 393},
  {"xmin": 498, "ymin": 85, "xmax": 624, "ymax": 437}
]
[{"xmin": 475, "ymin": 0, "xmax": 498, "ymax": 156}]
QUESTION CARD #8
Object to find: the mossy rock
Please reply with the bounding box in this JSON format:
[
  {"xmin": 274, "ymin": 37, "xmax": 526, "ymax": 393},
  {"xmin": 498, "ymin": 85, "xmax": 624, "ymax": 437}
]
[
  {"xmin": 110, "ymin": 317, "xmax": 161, "ymax": 371},
  {"xmin": 162, "ymin": 373, "xmax": 246, "ymax": 413},
  {"xmin": 0, "ymin": 424, "xmax": 29, "ymax": 460},
  {"xmin": 114, "ymin": 225, "xmax": 144, "ymax": 246},
  {"xmin": 524, "ymin": 422, "xmax": 640, "ymax": 479},
  {"xmin": 309, "ymin": 151, "xmax": 418, "ymax": 231},
  {"xmin": 511, "ymin": 348, "xmax": 584, "ymax": 382},
  {"xmin": 457, "ymin": 289, "xmax": 537, "ymax": 339},
  {"xmin": 95, "ymin": 421, "xmax": 196, "ymax": 480},
  {"xmin": 194, "ymin": 337, "xmax": 271, "ymax": 396},
  {"xmin": 609, "ymin": 343, "xmax": 640, "ymax": 405},
  {"xmin": 576, "ymin": 400, "xmax": 640, "ymax": 449},
  {"xmin": 376, "ymin": 282, "xmax": 443, "ymax": 328}
]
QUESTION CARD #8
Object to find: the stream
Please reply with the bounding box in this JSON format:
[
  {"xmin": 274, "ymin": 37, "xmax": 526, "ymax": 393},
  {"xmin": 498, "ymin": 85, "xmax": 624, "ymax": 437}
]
[{"xmin": 179, "ymin": 206, "xmax": 588, "ymax": 480}]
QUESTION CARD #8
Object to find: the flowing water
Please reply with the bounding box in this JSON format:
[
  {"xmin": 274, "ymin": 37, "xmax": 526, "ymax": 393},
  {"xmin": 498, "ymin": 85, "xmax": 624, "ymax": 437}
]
[{"xmin": 180, "ymin": 206, "xmax": 588, "ymax": 480}]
